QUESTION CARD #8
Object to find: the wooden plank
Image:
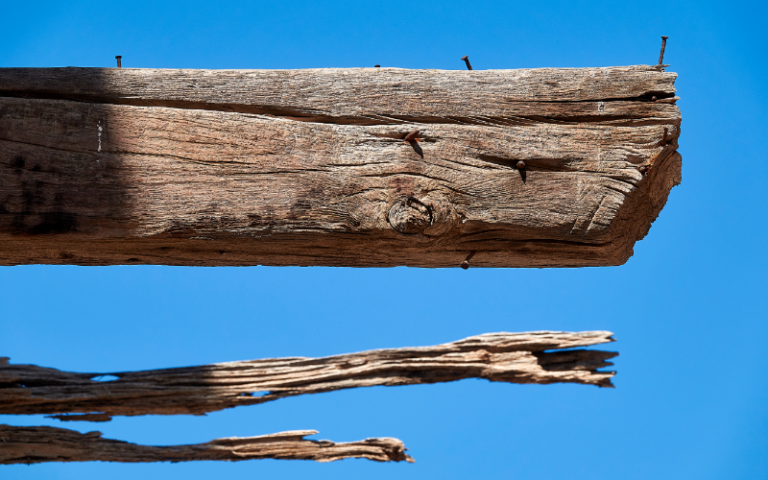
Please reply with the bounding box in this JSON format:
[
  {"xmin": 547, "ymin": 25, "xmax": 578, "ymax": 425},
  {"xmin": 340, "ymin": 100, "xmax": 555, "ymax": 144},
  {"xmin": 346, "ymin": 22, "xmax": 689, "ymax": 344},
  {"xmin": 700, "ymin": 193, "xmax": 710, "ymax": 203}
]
[
  {"xmin": 0, "ymin": 425, "xmax": 414, "ymax": 464},
  {"xmin": 0, "ymin": 331, "xmax": 616, "ymax": 420},
  {"xmin": 0, "ymin": 66, "xmax": 681, "ymax": 267}
]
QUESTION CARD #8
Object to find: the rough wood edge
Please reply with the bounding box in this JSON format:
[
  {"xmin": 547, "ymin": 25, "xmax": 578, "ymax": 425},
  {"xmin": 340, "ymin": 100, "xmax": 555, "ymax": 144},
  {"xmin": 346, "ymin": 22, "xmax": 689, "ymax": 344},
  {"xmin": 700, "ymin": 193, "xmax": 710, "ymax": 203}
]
[
  {"xmin": 0, "ymin": 64, "xmax": 678, "ymax": 110},
  {"xmin": 0, "ymin": 425, "xmax": 413, "ymax": 464},
  {"xmin": 0, "ymin": 331, "xmax": 617, "ymax": 420}
]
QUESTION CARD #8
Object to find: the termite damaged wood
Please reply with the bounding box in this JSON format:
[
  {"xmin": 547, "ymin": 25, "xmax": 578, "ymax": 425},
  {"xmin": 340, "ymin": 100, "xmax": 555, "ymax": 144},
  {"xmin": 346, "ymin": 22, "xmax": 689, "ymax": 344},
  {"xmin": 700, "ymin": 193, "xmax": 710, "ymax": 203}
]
[{"xmin": 0, "ymin": 65, "xmax": 681, "ymax": 267}]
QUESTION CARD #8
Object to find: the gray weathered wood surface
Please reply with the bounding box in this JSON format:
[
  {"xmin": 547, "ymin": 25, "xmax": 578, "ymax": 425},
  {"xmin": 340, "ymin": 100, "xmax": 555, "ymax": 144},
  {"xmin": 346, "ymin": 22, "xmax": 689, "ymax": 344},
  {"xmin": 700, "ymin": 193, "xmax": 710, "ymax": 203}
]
[
  {"xmin": 0, "ymin": 425, "xmax": 413, "ymax": 464},
  {"xmin": 0, "ymin": 331, "xmax": 615, "ymax": 420},
  {"xmin": 0, "ymin": 65, "xmax": 681, "ymax": 267}
]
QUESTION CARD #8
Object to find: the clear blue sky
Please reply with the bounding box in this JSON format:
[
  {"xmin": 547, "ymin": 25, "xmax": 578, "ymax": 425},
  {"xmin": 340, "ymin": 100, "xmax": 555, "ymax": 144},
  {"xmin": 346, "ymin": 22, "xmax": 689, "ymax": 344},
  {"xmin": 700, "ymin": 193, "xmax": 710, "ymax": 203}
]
[{"xmin": 1, "ymin": 1, "xmax": 766, "ymax": 478}]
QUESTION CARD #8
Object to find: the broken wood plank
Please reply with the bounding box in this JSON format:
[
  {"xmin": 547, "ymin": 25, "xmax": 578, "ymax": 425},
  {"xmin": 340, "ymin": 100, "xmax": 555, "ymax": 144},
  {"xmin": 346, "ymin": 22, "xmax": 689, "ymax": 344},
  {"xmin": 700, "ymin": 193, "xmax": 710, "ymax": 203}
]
[
  {"xmin": 0, "ymin": 65, "xmax": 681, "ymax": 267},
  {"xmin": 0, "ymin": 331, "xmax": 616, "ymax": 420},
  {"xmin": 0, "ymin": 425, "xmax": 413, "ymax": 464}
]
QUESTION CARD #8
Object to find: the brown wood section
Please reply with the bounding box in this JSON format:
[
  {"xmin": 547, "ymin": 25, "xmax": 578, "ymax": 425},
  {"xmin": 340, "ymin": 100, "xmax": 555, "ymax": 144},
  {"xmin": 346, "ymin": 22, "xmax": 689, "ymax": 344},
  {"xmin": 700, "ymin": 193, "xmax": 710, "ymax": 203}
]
[
  {"xmin": 0, "ymin": 425, "xmax": 413, "ymax": 464},
  {"xmin": 0, "ymin": 65, "xmax": 681, "ymax": 267},
  {"xmin": 0, "ymin": 331, "xmax": 616, "ymax": 420}
]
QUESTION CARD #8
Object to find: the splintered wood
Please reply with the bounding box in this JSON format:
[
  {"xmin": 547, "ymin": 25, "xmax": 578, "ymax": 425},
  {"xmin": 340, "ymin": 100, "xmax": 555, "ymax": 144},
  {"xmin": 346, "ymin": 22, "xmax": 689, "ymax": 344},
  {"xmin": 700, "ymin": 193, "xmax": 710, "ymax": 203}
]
[
  {"xmin": 0, "ymin": 331, "xmax": 616, "ymax": 420},
  {"xmin": 0, "ymin": 65, "xmax": 681, "ymax": 267},
  {"xmin": 0, "ymin": 426, "xmax": 413, "ymax": 465}
]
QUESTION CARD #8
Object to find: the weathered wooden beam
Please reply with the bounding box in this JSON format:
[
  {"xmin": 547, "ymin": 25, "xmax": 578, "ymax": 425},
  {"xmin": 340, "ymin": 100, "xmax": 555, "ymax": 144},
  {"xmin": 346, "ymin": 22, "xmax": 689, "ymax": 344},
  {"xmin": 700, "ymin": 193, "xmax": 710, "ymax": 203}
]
[
  {"xmin": 0, "ymin": 425, "xmax": 413, "ymax": 464},
  {"xmin": 0, "ymin": 66, "xmax": 681, "ymax": 267},
  {"xmin": 0, "ymin": 331, "xmax": 616, "ymax": 420}
]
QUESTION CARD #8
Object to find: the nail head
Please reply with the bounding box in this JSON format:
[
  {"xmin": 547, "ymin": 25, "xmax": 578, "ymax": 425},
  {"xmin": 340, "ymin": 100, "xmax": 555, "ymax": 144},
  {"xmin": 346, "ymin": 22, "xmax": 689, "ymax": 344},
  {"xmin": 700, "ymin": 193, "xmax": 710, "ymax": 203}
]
[{"xmin": 404, "ymin": 130, "xmax": 420, "ymax": 142}]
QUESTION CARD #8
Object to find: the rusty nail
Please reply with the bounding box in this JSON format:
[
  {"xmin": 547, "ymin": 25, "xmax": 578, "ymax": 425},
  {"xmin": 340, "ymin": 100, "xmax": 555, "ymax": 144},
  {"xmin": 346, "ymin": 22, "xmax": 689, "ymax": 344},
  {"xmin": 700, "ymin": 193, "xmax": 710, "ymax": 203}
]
[
  {"xmin": 461, "ymin": 55, "xmax": 473, "ymax": 70},
  {"xmin": 374, "ymin": 64, "xmax": 380, "ymax": 67},
  {"xmin": 404, "ymin": 130, "xmax": 420, "ymax": 142},
  {"xmin": 663, "ymin": 127, "xmax": 669, "ymax": 145},
  {"xmin": 516, "ymin": 160, "xmax": 526, "ymax": 170},
  {"xmin": 658, "ymin": 36, "xmax": 668, "ymax": 65},
  {"xmin": 460, "ymin": 251, "xmax": 476, "ymax": 270},
  {"xmin": 637, "ymin": 165, "xmax": 648, "ymax": 174},
  {"xmin": 652, "ymin": 96, "xmax": 657, "ymax": 102},
  {"xmin": 115, "ymin": 56, "xmax": 122, "ymax": 68}
]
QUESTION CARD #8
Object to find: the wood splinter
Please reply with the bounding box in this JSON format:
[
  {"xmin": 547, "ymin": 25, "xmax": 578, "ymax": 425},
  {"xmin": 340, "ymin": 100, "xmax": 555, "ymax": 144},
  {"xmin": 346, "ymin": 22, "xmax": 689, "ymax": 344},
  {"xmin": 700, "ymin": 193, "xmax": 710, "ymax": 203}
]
[
  {"xmin": 0, "ymin": 331, "xmax": 616, "ymax": 420},
  {"xmin": 0, "ymin": 425, "xmax": 413, "ymax": 465}
]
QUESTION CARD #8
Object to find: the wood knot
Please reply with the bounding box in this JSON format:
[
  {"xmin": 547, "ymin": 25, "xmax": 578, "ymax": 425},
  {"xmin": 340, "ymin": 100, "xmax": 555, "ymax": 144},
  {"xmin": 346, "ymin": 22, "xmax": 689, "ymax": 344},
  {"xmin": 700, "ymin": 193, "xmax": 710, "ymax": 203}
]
[{"xmin": 387, "ymin": 197, "xmax": 432, "ymax": 234}]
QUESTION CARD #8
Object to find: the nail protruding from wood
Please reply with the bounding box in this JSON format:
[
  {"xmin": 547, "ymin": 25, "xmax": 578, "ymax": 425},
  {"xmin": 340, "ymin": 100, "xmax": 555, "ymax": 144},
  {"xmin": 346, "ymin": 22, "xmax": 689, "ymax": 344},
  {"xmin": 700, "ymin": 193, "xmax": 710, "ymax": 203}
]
[
  {"xmin": 461, "ymin": 55, "xmax": 473, "ymax": 70},
  {"xmin": 663, "ymin": 127, "xmax": 669, "ymax": 146},
  {"xmin": 658, "ymin": 36, "xmax": 668, "ymax": 65},
  {"xmin": 460, "ymin": 251, "xmax": 476, "ymax": 269},
  {"xmin": 115, "ymin": 56, "xmax": 122, "ymax": 68},
  {"xmin": 516, "ymin": 160, "xmax": 526, "ymax": 170},
  {"xmin": 404, "ymin": 130, "xmax": 420, "ymax": 142}
]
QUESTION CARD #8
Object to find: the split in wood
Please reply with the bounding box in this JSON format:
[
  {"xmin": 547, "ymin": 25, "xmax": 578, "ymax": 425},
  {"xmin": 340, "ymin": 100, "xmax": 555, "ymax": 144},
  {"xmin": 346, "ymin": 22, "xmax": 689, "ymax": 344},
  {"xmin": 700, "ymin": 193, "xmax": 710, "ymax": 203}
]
[
  {"xmin": 0, "ymin": 65, "xmax": 681, "ymax": 268},
  {"xmin": 0, "ymin": 331, "xmax": 616, "ymax": 421},
  {"xmin": 0, "ymin": 425, "xmax": 413, "ymax": 465}
]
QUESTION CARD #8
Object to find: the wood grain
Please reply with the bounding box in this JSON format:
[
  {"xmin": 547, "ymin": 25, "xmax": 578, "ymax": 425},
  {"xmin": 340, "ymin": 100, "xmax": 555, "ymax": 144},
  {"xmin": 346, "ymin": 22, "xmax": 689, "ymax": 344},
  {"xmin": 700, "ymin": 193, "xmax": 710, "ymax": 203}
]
[
  {"xmin": 0, "ymin": 65, "xmax": 681, "ymax": 267},
  {"xmin": 0, "ymin": 425, "xmax": 413, "ymax": 464},
  {"xmin": 0, "ymin": 331, "xmax": 616, "ymax": 420}
]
